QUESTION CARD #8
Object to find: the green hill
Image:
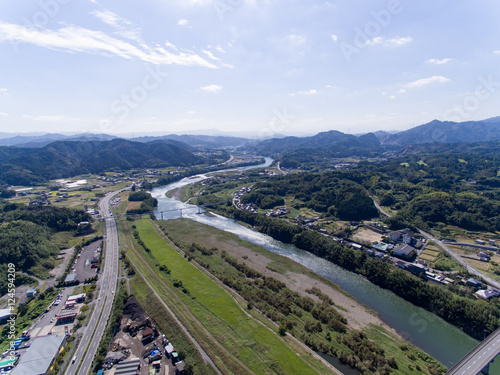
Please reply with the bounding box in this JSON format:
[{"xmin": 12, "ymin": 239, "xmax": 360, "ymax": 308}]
[{"xmin": 0, "ymin": 139, "xmax": 204, "ymax": 185}]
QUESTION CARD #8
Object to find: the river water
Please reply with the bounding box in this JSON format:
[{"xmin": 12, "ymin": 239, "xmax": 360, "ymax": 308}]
[{"xmin": 151, "ymin": 158, "xmax": 497, "ymax": 371}]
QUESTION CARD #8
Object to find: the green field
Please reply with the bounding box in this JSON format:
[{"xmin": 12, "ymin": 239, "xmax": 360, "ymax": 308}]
[
  {"xmin": 125, "ymin": 217, "xmax": 333, "ymax": 374},
  {"xmin": 159, "ymin": 218, "xmax": 447, "ymax": 375}
]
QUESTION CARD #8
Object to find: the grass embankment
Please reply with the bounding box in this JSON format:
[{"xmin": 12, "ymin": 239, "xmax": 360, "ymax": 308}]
[
  {"xmin": 129, "ymin": 276, "xmax": 217, "ymax": 375},
  {"xmin": 122, "ymin": 217, "xmax": 335, "ymax": 375},
  {"xmin": 160, "ymin": 219, "xmax": 447, "ymax": 375}
]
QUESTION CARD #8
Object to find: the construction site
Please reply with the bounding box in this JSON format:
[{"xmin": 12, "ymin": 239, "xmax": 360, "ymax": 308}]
[{"xmin": 101, "ymin": 296, "xmax": 187, "ymax": 375}]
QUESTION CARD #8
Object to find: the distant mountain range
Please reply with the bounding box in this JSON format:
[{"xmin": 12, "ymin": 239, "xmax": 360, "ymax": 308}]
[
  {"xmin": 379, "ymin": 117, "xmax": 500, "ymax": 146},
  {"xmin": 0, "ymin": 139, "xmax": 204, "ymax": 185},
  {"xmin": 0, "ymin": 133, "xmax": 117, "ymax": 148},
  {"xmin": 130, "ymin": 134, "xmax": 250, "ymax": 148},
  {"xmin": 1, "ymin": 117, "xmax": 499, "ymax": 150},
  {"xmin": 249, "ymin": 130, "xmax": 381, "ymax": 157},
  {"xmin": 0, "ymin": 117, "xmax": 499, "ymax": 185}
]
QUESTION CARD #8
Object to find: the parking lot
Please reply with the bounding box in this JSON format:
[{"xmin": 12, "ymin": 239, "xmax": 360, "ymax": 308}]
[
  {"xmin": 73, "ymin": 240, "xmax": 102, "ymax": 282},
  {"xmin": 13, "ymin": 287, "xmax": 76, "ymax": 353}
]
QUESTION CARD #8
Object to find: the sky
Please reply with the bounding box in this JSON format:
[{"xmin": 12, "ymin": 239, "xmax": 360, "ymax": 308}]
[{"xmin": 0, "ymin": 0, "xmax": 499, "ymax": 138}]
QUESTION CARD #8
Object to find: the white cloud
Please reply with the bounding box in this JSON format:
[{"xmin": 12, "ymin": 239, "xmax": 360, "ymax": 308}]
[
  {"xmin": 91, "ymin": 10, "xmax": 142, "ymax": 43},
  {"xmin": 390, "ymin": 95, "xmax": 396, "ymax": 100},
  {"xmin": 178, "ymin": 19, "xmax": 188, "ymax": 26},
  {"xmin": 494, "ymin": 50, "xmax": 500, "ymax": 55},
  {"xmin": 171, "ymin": 0, "xmax": 212, "ymax": 6},
  {"xmin": 386, "ymin": 37, "xmax": 412, "ymax": 46},
  {"xmin": 203, "ymin": 50, "xmax": 220, "ymax": 61},
  {"xmin": 0, "ymin": 88, "xmax": 7, "ymax": 92},
  {"xmin": 290, "ymin": 89, "xmax": 318, "ymax": 96},
  {"xmin": 331, "ymin": 34, "xmax": 338, "ymax": 42},
  {"xmin": 404, "ymin": 75, "xmax": 450, "ymax": 88},
  {"xmin": 367, "ymin": 36, "xmax": 412, "ymax": 47},
  {"xmin": 200, "ymin": 84, "xmax": 222, "ymax": 92},
  {"xmin": 0, "ymin": 21, "xmax": 217, "ymax": 68},
  {"xmin": 215, "ymin": 45, "xmax": 225, "ymax": 54},
  {"xmin": 398, "ymin": 89, "xmax": 407, "ymax": 94},
  {"xmin": 169, "ymin": 0, "xmax": 254, "ymax": 7},
  {"xmin": 0, "ymin": 112, "xmax": 9, "ymax": 117},
  {"xmin": 426, "ymin": 58, "xmax": 452, "ymax": 65},
  {"xmin": 92, "ymin": 10, "xmax": 131, "ymax": 29}
]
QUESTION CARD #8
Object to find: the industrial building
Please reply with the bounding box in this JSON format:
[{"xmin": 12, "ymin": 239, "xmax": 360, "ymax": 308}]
[{"xmin": 10, "ymin": 334, "xmax": 65, "ymax": 375}]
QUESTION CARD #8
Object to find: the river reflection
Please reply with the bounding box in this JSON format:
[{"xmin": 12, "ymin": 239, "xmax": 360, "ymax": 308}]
[{"xmin": 150, "ymin": 159, "xmax": 499, "ymax": 372}]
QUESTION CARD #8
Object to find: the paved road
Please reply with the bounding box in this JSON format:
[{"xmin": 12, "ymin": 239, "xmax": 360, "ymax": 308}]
[
  {"xmin": 446, "ymin": 327, "xmax": 500, "ymax": 375},
  {"xmin": 65, "ymin": 190, "xmax": 123, "ymax": 375},
  {"xmin": 371, "ymin": 197, "xmax": 500, "ymax": 289},
  {"xmin": 418, "ymin": 230, "xmax": 500, "ymax": 290}
]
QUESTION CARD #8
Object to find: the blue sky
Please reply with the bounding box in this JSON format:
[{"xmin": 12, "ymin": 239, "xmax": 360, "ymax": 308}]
[{"xmin": 0, "ymin": 0, "xmax": 499, "ymax": 137}]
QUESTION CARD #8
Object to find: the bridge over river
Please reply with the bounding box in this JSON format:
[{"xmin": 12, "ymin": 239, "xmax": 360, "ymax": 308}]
[{"xmin": 447, "ymin": 328, "xmax": 500, "ymax": 375}]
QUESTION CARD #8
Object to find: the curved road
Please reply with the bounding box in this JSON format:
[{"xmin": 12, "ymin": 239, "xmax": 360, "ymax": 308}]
[
  {"xmin": 65, "ymin": 190, "xmax": 123, "ymax": 375},
  {"xmin": 372, "ymin": 197, "xmax": 500, "ymax": 289}
]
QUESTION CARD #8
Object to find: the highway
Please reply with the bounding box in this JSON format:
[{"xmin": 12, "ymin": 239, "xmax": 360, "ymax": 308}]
[
  {"xmin": 65, "ymin": 190, "xmax": 123, "ymax": 375},
  {"xmin": 446, "ymin": 327, "xmax": 500, "ymax": 375}
]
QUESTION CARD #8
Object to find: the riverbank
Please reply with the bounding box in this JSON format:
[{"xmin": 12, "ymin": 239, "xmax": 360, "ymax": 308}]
[
  {"xmin": 160, "ymin": 218, "xmax": 447, "ymax": 374},
  {"xmin": 150, "ymin": 160, "xmax": 484, "ymax": 369}
]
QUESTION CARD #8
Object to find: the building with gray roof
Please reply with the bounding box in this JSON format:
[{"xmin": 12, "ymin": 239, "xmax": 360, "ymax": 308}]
[{"xmin": 11, "ymin": 334, "xmax": 65, "ymax": 375}]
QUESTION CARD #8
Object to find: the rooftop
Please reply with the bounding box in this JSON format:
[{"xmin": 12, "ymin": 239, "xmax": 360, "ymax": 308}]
[
  {"xmin": 10, "ymin": 334, "xmax": 65, "ymax": 375},
  {"xmin": 64, "ymin": 273, "xmax": 77, "ymax": 283}
]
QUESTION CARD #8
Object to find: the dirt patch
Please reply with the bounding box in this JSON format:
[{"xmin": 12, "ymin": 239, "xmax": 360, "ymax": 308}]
[
  {"xmin": 127, "ymin": 201, "xmax": 142, "ymax": 210},
  {"xmin": 351, "ymin": 227, "xmax": 384, "ymax": 245},
  {"xmin": 49, "ymin": 247, "xmax": 76, "ymax": 280},
  {"xmin": 167, "ymin": 187, "xmax": 182, "ymax": 200},
  {"xmin": 186, "ymin": 229, "xmax": 398, "ymax": 335},
  {"xmin": 123, "ymin": 296, "xmax": 148, "ymax": 323}
]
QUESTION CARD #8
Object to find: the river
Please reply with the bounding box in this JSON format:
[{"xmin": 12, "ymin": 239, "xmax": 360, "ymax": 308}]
[{"xmin": 151, "ymin": 158, "xmax": 498, "ymax": 372}]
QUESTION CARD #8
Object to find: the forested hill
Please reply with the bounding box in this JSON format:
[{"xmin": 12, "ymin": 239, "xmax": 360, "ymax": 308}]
[
  {"xmin": 0, "ymin": 204, "xmax": 93, "ymax": 294},
  {"xmin": 380, "ymin": 118, "xmax": 500, "ymax": 146},
  {"xmin": 0, "ymin": 138, "xmax": 205, "ymax": 185},
  {"xmin": 251, "ymin": 130, "xmax": 382, "ymax": 157}
]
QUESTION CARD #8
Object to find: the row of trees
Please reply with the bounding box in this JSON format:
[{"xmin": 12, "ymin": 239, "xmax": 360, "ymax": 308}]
[
  {"xmin": 160, "ymin": 227, "xmax": 446, "ymax": 374},
  {"xmin": 212, "ymin": 208, "xmax": 500, "ymax": 341}
]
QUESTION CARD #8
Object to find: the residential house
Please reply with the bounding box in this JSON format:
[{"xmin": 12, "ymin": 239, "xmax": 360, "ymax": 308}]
[
  {"xmin": 466, "ymin": 278, "xmax": 482, "ymax": 288},
  {"xmin": 388, "ymin": 228, "xmax": 414, "ymax": 244},
  {"xmin": 393, "ymin": 244, "xmax": 416, "ymax": 261}
]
